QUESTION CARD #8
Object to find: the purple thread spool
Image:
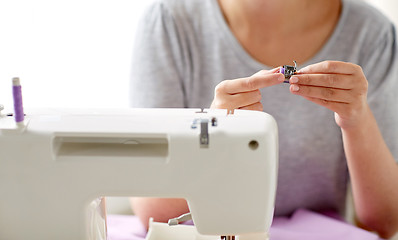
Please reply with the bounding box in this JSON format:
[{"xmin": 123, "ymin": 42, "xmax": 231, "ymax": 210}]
[{"xmin": 12, "ymin": 77, "xmax": 24, "ymax": 123}]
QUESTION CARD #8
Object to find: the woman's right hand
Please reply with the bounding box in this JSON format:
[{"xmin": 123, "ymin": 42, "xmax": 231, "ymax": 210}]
[{"xmin": 210, "ymin": 68, "xmax": 285, "ymax": 112}]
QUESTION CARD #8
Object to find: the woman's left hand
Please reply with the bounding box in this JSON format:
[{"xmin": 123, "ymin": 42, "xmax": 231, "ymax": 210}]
[{"xmin": 289, "ymin": 61, "xmax": 370, "ymax": 130}]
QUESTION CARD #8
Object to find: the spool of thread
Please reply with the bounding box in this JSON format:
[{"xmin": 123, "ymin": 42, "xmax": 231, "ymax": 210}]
[{"xmin": 12, "ymin": 77, "xmax": 24, "ymax": 124}]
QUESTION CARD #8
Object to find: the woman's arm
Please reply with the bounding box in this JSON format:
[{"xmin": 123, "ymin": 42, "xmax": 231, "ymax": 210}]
[
  {"xmin": 130, "ymin": 198, "xmax": 189, "ymax": 230},
  {"xmin": 289, "ymin": 61, "xmax": 398, "ymax": 238},
  {"xmin": 341, "ymin": 106, "xmax": 398, "ymax": 238}
]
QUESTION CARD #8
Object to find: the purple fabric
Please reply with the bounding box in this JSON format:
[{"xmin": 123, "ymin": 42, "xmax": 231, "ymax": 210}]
[
  {"xmin": 107, "ymin": 214, "xmax": 147, "ymax": 240},
  {"xmin": 12, "ymin": 85, "xmax": 24, "ymax": 122},
  {"xmin": 269, "ymin": 209, "xmax": 380, "ymax": 240},
  {"xmin": 107, "ymin": 209, "xmax": 380, "ymax": 240}
]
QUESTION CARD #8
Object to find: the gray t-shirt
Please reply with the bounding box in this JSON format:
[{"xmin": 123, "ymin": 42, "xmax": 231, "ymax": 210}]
[{"xmin": 130, "ymin": 0, "xmax": 398, "ymax": 216}]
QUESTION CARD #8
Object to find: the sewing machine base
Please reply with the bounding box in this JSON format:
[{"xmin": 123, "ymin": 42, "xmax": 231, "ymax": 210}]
[{"xmin": 146, "ymin": 219, "xmax": 270, "ymax": 240}]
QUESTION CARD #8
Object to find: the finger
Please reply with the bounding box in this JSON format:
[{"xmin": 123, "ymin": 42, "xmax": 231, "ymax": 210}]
[
  {"xmin": 220, "ymin": 72, "xmax": 284, "ymax": 94},
  {"xmin": 290, "ymin": 84, "xmax": 355, "ymax": 103},
  {"xmin": 289, "ymin": 74, "xmax": 355, "ymax": 90},
  {"xmin": 252, "ymin": 67, "xmax": 281, "ymax": 76},
  {"xmin": 229, "ymin": 90, "xmax": 262, "ymax": 108},
  {"xmin": 302, "ymin": 95, "xmax": 348, "ymax": 114},
  {"xmin": 213, "ymin": 90, "xmax": 262, "ymax": 110},
  {"xmin": 238, "ymin": 102, "xmax": 263, "ymax": 111},
  {"xmin": 298, "ymin": 61, "xmax": 361, "ymax": 75}
]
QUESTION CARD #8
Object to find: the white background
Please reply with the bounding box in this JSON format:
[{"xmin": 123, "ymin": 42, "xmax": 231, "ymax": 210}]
[
  {"xmin": 0, "ymin": 0, "xmax": 152, "ymax": 111},
  {"xmin": 0, "ymin": 0, "xmax": 397, "ymax": 112}
]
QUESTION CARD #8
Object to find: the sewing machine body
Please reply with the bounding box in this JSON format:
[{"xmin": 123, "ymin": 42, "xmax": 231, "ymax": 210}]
[{"xmin": 0, "ymin": 108, "xmax": 278, "ymax": 240}]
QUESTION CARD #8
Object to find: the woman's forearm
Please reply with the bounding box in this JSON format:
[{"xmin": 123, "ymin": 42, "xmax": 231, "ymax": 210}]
[
  {"xmin": 341, "ymin": 107, "xmax": 398, "ymax": 238},
  {"xmin": 130, "ymin": 197, "xmax": 190, "ymax": 230}
]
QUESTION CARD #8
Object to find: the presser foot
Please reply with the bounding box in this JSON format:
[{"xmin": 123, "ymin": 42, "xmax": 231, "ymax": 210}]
[{"xmin": 221, "ymin": 236, "xmax": 235, "ymax": 240}]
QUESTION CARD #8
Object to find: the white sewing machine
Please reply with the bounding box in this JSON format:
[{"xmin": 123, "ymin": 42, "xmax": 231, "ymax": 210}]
[{"xmin": 0, "ymin": 107, "xmax": 278, "ymax": 240}]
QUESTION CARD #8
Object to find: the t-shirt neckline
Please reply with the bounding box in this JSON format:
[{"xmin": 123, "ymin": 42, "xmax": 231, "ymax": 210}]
[{"xmin": 210, "ymin": 0, "xmax": 350, "ymax": 70}]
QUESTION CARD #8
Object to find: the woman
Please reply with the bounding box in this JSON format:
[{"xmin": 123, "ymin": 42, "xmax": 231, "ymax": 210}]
[{"xmin": 129, "ymin": 0, "xmax": 398, "ymax": 237}]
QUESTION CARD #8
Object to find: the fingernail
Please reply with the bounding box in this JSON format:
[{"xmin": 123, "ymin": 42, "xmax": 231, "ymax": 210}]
[
  {"xmin": 290, "ymin": 76, "xmax": 298, "ymax": 83},
  {"xmin": 278, "ymin": 74, "xmax": 285, "ymax": 82},
  {"xmin": 271, "ymin": 67, "xmax": 280, "ymax": 72},
  {"xmin": 291, "ymin": 84, "xmax": 299, "ymax": 92}
]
